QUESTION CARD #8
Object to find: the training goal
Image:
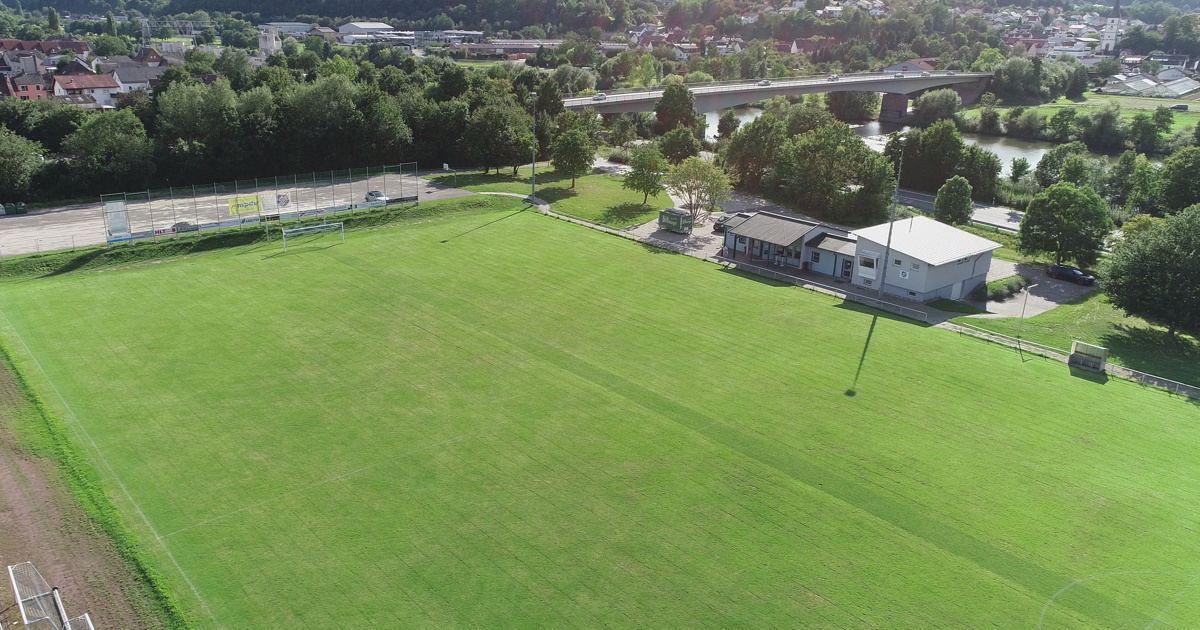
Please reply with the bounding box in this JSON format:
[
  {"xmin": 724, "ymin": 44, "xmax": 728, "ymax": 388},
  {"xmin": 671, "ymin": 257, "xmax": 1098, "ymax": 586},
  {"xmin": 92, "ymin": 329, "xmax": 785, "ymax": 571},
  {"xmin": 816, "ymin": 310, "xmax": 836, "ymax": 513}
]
[
  {"xmin": 7, "ymin": 562, "xmax": 95, "ymax": 630},
  {"xmin": 282, "ymin": 222, "xmax": 344, "ymax": 252}
]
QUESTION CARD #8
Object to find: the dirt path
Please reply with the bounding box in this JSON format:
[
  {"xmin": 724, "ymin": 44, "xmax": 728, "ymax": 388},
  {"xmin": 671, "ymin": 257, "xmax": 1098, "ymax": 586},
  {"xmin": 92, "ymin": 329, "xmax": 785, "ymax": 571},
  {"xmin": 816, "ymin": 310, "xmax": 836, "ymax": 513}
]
[{"xmin": 0, "ymin": 360, "xmax": 166, "ymax": 630}]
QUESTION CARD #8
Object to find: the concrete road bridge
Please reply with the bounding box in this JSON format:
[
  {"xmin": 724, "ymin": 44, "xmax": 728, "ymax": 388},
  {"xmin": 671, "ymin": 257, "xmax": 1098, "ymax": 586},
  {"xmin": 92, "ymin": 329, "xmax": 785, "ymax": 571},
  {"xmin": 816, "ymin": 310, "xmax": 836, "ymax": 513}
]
[{"xmin": 563, "ymin": 71, "xmax": 992, "ymax": 119}]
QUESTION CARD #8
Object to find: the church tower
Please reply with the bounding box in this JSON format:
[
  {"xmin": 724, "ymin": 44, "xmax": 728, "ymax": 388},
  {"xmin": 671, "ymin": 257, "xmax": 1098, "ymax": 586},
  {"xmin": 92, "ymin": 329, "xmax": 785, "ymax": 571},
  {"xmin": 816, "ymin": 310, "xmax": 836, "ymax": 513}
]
[{"xmin": 1099, "ymin": 0, "xmax": 1125, "ymax": 55}]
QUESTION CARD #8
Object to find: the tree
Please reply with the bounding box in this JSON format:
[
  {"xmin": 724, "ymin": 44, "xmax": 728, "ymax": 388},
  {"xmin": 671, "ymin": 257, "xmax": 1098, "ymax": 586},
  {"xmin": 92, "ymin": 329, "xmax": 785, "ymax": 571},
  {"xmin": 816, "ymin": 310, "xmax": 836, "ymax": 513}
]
[
  {"xmin": 724, "ymin": 114, "xmax": 786, "ymax": 190},
  {"xmin": 825, "ymin": 91, "xmax": 880, "ymax": 122},
  {"xmin": 934, "ymin": 176, "xmax": 974, "ymax": 225},
  {"xmin": 1010, "ymin": 157, "xmax": 1030, "ymax": 183},
  {"xmin": 1064, "ymin": 63, "xmax": 1089, "ymax": 99},
  {"xmin": 1160, "ymin": 146, "xmax": 1200, "ymax": 212},
  {"xmin": 91, "ymin": 34, "xmax": 132, "ymax": 57},
  {"xmin": 1047, "ymin": 108, "xmax": 1077, "ymax": 142},
  {"xmin": 716, "ymin": 110, "xmax": 740, "ymax": 139},
  {"xmin": 958, "ymin": 145, "xmax": 1002, "ymax": 202},
  {"xmin": 653, "ymin": 78, "xmax": 696, "ymax": 132},
  {"xmin": 104, "ymin": 11, "xmax": 117, "ymax": 36},
  {"xmin": 911, "ymin": 88, "xmax": 961, "ymax": 126},
  {"xmin": 1141, "ymin": 59, "xmax": 1163, "ymax": 75},
  {"xmin": 779, "ymin": 123, "xmax": 894, "ymax": 226},
  {"xmin": 785, "ymin": 101, "xmax": 836, "ymax": 136},
  {"xmin": 622, "ymin": 143, "xmax": 668, "ymax": 204},
  {"xmin": 0, "ymin": 125, "xmax": 43, "ymax": 201},
  {"xmin": 664, "ymin": 157, "xmax": 731, "ymax": 218},
  {"xmin": 1153, "ymin": 106, "xmax": 1174, "ymax": 135},
  {"xmin": 1120, "ymin": 213, "xmax": 1165, "ymax": 236},
  {"xmin": 550, "ymin": 129, "xmax": 595, "ymax": 188},
  {"xmin": 1128, "ymin": 113, "xmax": 1160, "ymax": 155},
  {"xmin": 46, "ymin": 8, "xmax": 60, "ymax": 34},
  {"xmin": 213, "ymin": 50, "xmax": 254, "ymax": 91},
  {"xmin": 659, "ymin": 125, "xmax": 701, "ymax": 164},
  {"xmin": 1095, "ymin": 57, "xmax": 1121, "ymax": 77},
  {"xmin": 1105, "ymin": 206, "xmax": 1200, "ymax": 338},
  {"xmin": 1035, "ymin": 141, "xmax": 1088, "ymax": 188},
  {"xmin": 61, "ymin": 110, "xmax": 154, "ymax": 194},
  {"xmin": 462, "ymin": 104, "xmax": 534, "ymax": 175},
  {"xmin": 1018, "ymin": 182, "xmax": 1112, "ymax": 266}
]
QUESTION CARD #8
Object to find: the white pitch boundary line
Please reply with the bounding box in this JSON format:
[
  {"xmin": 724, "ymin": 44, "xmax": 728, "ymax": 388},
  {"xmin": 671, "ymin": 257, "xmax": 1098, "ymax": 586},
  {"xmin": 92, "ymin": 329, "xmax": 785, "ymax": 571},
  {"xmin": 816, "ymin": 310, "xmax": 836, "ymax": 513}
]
[
  {"xmin": 0, "ymin": 305, "xmax": 222, "ymax": 628},
  {"xmin": 1145, "ymin": 566, "xmax": 1200, "ymax": 629},
  {"xmin": 1037, "ymin": 569, "xmax": 1189, "ymax": 630}
]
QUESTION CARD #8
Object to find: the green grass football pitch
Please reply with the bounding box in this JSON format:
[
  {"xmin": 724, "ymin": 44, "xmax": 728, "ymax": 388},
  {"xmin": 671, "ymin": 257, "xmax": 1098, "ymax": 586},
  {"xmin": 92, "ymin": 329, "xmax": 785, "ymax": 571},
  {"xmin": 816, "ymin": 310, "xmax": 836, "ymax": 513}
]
[{"xmin": 2, "ymin": 203, "xmax": 1199, "ymax": 629}]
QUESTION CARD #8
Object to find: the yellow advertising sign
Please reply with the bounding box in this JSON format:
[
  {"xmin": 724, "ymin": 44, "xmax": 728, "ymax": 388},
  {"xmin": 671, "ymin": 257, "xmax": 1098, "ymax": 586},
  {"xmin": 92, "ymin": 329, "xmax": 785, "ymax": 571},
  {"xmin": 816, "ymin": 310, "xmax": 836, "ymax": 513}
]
[{"xmin": 228, "ymin": 195, "xmax": 262, "ymax": 215}]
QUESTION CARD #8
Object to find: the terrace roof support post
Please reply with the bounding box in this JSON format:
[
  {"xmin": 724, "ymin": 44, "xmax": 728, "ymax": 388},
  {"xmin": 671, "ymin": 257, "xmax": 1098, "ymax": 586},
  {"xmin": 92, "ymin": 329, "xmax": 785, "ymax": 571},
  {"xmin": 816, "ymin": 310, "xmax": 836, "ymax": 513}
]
[{"xmin": 877, "ymin": 136, "xmax": 907, "ymax": 301}]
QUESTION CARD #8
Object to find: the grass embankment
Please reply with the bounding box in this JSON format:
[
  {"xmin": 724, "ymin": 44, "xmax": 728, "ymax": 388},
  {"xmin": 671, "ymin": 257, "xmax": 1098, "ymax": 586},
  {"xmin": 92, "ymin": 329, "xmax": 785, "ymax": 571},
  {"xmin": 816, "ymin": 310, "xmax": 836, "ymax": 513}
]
[
  {"xmin": 953, "ymin": 289, "xmax": 1200, "ymax": 387},
  {"xmin": 0, "ymin": 206, "xmax": 1197, "ymax": 628},
  {"xmin": 429, "ymin": 165, "xmax": 667, "ymax": 228},
  {"xmin": 0, "ymin": 195, "xmax": 527, "ymax": 280},
  {"xmin": 958, "ymin": 223, "xmax": 1054, "ymax": 265}
]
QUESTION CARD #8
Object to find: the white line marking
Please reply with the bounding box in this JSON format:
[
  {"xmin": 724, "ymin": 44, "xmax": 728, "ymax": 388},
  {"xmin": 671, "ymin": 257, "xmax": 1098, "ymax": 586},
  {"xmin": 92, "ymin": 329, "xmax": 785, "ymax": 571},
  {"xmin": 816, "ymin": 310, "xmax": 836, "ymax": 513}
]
[
  {"xmin": 1037, "ymin": 570, "xmax": 1185, "ymax": 630},
  {"xmin": 0, "ymin": 305, "xmax": 222, "ymax": 627},
  {"xmin": 1145, "ymin": 566, "xmax": 1200, "ymax": 629}
]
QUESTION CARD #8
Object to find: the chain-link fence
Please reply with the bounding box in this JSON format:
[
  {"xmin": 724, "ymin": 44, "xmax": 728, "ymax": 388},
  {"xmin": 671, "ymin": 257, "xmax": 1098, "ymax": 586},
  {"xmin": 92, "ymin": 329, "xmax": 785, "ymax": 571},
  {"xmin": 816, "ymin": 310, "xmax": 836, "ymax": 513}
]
[{"xmin": 100, "ymin": 164, "xmax": 419, "ymax": 246}]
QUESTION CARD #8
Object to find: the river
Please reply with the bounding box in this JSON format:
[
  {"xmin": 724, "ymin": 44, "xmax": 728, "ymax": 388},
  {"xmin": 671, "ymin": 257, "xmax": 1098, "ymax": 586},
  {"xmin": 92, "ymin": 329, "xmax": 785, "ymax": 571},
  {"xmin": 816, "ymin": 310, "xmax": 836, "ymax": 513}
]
[{"xmin": 703, "ymin": 111, "xmax": 1135, "ymax": 176}]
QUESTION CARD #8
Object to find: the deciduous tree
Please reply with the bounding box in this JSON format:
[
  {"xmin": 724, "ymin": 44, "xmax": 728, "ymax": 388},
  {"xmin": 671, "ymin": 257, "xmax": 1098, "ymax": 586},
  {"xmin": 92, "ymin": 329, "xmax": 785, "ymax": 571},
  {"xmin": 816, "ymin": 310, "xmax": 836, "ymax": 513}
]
[
  {"xmin": 653, "ymin": 78, "xmax": 696, "ymax": 132},
  {"xmin": 664, "ymin": 157, "xmax": 731, "ymax": 218},
  {"xmin": 622, "ymin": 143, "xmax": 668, "ymax": 204},
  {"xmin": 658, "ymin": 125, "xmax": 700, "ymax": 164},
  {"xmin": 1160, "ymin": 146, "xmax": 1200, "ymax": 212},
  {"xmin": 0, "ymin": 125, "xmax": 42, "ymax": 201},
  {"xmin": 723, "ymin": 113, "xmax": 785, "ymax": 190},
  {"xmin": 1018, "ymin": 182, "xmax": 1112, "ymax": 266},
  {"xmin": 1105, "ymin": 206, "xmax": 1200, "ymax": 338},
  {"xmin": 550, "ymin": 129, "xmax": 595, "ymax": 188},
  {"xmin": 934, "ymin": 176, "xmax": 973, "ymax": 225}
]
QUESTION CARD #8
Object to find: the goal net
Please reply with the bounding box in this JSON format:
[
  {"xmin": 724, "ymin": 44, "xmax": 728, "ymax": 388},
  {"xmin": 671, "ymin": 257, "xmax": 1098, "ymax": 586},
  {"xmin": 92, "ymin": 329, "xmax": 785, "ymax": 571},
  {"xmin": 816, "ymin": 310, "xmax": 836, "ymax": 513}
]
[
  {"xmin": 281, "ymin": 222, "xmax": 345, "ymax": 252},
  {"xmin": 7, "ymin": 562, "xmax": 95, "ymax": 630}
]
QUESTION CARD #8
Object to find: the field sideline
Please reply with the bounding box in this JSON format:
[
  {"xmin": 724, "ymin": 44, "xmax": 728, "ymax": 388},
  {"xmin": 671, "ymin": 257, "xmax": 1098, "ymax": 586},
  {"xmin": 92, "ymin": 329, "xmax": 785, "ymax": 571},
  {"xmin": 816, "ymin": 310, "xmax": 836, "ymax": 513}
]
[{"xmin": 1, "ymin": 203, "xmax": 1198, "ymax": 628}]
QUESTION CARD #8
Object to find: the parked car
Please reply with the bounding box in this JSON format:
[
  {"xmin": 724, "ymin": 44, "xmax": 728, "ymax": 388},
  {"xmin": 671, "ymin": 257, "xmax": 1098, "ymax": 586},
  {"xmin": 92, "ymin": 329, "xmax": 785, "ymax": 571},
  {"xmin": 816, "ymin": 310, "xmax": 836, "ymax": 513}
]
[
  {"xmin": 365, "ymin": 191, "xmax": 389, "ymax": 204},
  {"xmin": 893, "ymin": 73, "xmax": 905, "ymax": 78},
  {"xmin": 712, "ymin": 215, "xmax": 733, "ymax": 233},
  {"xmin": 1047, "ymin": 265, "xmax": 1095, "ymax": 285},
  {"xmin": 1172, "ymin": 103, "xmax": 1189, "ymax": 111},
  {"xmin": 592, "ymin": 93, "xmax": 607, "ymax": 101},
  {"xmin": 827, "ymin": 74, "xmax": 840, "ymax": 81},
  {"xmin": 757, "ymin": 79, "xmax": 771, "ymax": 86}
]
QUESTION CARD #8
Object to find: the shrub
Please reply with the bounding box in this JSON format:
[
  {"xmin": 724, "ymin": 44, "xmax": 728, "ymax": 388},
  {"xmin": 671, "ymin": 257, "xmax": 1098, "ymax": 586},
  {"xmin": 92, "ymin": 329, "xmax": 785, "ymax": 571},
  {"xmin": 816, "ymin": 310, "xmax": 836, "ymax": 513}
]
[
  {"xmin": 982, "ymin": 274, "xmax": 1031, "ymax": 301},
  {"xmin": 608, "ymin": 146, "xmax": 630, "ymax": 164}
]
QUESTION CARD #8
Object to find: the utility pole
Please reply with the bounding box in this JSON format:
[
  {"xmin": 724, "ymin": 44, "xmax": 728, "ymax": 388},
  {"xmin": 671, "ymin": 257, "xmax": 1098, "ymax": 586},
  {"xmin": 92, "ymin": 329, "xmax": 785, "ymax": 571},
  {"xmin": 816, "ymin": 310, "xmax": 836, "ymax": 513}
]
[{"xmin": 530, "ymin": 91, "xmax": 538, "ymax": 203}]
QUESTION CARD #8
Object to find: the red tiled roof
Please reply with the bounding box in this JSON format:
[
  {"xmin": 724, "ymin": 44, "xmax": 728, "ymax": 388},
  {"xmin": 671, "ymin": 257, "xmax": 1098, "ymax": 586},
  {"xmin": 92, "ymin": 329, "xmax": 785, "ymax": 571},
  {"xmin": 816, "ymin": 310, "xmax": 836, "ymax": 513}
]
[{"xmin": 53, "ymin": 73, "xmax": 119, "ymax": 90}]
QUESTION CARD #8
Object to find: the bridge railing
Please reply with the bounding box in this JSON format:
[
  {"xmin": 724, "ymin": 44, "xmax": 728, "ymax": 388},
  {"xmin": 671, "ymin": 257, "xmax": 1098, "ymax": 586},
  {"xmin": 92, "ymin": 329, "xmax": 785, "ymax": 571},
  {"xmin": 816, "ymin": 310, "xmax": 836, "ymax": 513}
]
[{"xmin": 563, "ymin": 71, "xmax": 990, "ymax": 102}]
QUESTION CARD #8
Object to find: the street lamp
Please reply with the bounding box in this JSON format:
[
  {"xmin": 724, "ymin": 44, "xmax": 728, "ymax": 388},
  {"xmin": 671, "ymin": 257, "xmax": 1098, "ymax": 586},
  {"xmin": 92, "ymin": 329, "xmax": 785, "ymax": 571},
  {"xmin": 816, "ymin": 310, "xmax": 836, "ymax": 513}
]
[
  {"xmin": 876, "ymin": 135, "xmax": 907, "ymax": 301},
  {"xmin": 530, "ymin": 91, "xmax": 537, "ymax": 203},
  {"xmin": 1016, "ymin": 283, "xmax": 1039, "ymax": 353}
]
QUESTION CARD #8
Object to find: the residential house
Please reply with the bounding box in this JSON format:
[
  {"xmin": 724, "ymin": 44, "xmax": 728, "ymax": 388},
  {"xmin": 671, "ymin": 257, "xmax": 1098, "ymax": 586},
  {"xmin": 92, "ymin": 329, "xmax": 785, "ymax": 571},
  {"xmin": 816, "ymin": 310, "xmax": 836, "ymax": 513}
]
[
  {"xmin": 673, "ymin": 43, "xmax": 700, "ymax": 60},
  {"xmin": 58, "ymin": 58, "xmax": 96, "ymax": 75},
  {"xmin": 1148, "ymin": 53, "xmax": 1190, "ymax": 70},
  {"xmin": 0, "ymin": 50, "xmax": 44, "ymax": 75},
  {"xmin": 133, "ymin": 47, "xmax": 165, "ymax": 66},
  {"xmin": 52, "ymin": 73, "xmax": 120, "ymax": 107},
  {"xmin": 791, "ymin": 36, "xmax": 840, "ymax": 54},
  {"xmin": 850, "ymin": 216, "xmax": 1000, "ymax": 301},
  {"xmin": 10, "ymin": 72, "xmax": 49, "ymax": 101},
  {"xmin": 110, "ymin": 65, "xmax": 167, "ymax": 94}
]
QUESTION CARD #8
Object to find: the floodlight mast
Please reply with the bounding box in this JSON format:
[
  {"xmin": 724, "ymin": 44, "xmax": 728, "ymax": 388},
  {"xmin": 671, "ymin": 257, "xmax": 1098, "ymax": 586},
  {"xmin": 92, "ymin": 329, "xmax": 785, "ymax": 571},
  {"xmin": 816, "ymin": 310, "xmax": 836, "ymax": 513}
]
[
  {"xmin": 877, "ymin": 135, "xmax": 907, "ymax": 301},
  {"xmin": 530, "ymin": 92, "xmax": 538, "ymax": 203}
]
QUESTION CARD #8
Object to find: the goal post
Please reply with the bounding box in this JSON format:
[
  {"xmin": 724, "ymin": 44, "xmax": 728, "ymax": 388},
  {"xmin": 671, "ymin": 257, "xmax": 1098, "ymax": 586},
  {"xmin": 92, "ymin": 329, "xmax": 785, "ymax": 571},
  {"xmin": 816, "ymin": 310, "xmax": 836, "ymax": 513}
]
[
  {"xmin": 281, "ymin": 222, "xmax": 344, "ymax": 252},
  {"xmin": 6, "ymin": 562, "xmax": 91, "ymax": 630}
]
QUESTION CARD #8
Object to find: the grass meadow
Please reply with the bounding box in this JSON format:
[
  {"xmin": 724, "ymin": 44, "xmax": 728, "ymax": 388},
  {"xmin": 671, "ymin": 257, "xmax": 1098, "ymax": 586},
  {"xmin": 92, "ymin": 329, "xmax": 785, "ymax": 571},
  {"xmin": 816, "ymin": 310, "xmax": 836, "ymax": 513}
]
[
  {"xmin": 1, "ymin": 202, "xmax": 1199, "ymax": 629},
  {"xmin": 430, "ymin": 166, "xmax": 667, "ymax": 228},
  {"xmin": 955, "ymin": 290, "xmax": 1200, "ymax": 387}
]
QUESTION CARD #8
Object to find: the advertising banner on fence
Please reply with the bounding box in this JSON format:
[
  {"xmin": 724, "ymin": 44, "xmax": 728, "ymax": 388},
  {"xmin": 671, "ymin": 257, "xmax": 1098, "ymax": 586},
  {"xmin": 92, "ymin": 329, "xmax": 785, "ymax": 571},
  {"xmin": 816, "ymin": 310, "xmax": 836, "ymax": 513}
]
[{"xmin": 228, "ymin": 195, "xmax": 262, "ymax": 215}]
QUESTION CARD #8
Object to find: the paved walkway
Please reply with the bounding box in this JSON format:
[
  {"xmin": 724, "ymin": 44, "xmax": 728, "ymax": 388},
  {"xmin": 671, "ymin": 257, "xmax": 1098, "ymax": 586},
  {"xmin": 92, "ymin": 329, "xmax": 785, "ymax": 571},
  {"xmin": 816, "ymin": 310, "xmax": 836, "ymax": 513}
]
[{"xmin": 972, "ymin": 259, "xmax": 1096, "ymax": 319}]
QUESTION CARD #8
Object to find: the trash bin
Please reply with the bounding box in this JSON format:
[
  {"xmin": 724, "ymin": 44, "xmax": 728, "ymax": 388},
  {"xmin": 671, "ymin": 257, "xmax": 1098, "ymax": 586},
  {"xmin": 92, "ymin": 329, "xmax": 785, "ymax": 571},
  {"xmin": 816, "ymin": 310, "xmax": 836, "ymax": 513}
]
[
  {"xmin": 15, "ymin": 202, "xmax": 27, "ymax": 214},
  {"xmin": 2, "ymin": 203, "xmax": 13, "ymax": 216}
]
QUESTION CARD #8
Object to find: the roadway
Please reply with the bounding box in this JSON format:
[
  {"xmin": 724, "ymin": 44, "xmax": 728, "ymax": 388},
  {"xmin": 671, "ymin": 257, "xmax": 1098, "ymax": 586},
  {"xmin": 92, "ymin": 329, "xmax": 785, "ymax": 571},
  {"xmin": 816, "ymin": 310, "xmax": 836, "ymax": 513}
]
[
  {"xmin": 895, "ymin": 188, "xmax": 1023, "ymax": 232},
  {"xmin": 563, "ymin": 71, "xmax": 992, "ymax": 113}
]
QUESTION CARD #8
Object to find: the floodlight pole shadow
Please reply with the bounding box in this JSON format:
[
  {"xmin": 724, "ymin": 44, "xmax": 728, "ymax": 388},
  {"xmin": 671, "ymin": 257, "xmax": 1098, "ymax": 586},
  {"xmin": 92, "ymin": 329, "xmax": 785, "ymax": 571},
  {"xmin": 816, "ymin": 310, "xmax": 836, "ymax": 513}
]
[{"xmin": 846, "ymin": 315, "xmax": 879, "ymax": 396}]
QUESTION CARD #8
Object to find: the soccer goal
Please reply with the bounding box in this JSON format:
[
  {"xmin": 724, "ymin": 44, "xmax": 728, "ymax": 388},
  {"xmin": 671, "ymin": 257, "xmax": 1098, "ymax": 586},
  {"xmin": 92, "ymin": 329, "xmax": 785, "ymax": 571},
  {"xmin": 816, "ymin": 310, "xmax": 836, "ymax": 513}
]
[
  {"xmin": 282, "ymin": 222, "xmax": 344, "ymax": 252},
  {"xmin": 7, "ymin": 562, "xmax": 95, "ymax": 630}
]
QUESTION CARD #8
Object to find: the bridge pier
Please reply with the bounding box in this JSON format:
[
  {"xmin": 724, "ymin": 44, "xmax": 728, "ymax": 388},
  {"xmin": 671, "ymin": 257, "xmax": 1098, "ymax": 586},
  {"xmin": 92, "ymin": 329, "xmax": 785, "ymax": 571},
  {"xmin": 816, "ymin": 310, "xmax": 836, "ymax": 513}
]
[{"xmin": 879, "ymin": 93, "xmax": 909, "ymax": 122}]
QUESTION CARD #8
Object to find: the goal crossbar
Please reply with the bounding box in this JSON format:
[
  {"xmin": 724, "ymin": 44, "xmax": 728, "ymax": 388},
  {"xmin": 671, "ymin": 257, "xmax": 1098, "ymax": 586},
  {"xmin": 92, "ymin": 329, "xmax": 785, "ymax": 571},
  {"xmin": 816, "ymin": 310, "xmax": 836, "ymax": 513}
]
[
  {"xmin": 6, "ymin": 562, "xmax": 94, "ymax": 630},
  {"xmin": 282, "ymin": 222, "xmax": 344, "ymax": 252}
]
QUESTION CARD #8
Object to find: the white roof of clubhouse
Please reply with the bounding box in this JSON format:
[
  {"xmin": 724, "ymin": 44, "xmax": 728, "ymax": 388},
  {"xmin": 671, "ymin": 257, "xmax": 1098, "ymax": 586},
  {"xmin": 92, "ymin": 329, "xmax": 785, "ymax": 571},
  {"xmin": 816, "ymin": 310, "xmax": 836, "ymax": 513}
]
[{"xmin": 851, "ymin": 216, "xmax": 1000, "ymax": 266}]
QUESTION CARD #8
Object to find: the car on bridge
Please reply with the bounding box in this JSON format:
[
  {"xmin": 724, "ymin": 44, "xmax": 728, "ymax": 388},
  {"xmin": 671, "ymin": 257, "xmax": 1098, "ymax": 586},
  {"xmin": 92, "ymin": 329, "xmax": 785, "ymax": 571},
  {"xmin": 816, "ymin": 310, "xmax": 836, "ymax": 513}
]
[
  {"xmin": 893, "ymin": 73, "xmax": 905, "ymax": 78},
  {"xmin": 757, "ymin": 79, "xmax": 771, "ymax": 86},
  {"xmin": 827, "ymin": 74, "xmax": 839, "ymax": 81},
  {"xmin": 593, "ymin": 93, "xmax": 607, "ymax": 101}
]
